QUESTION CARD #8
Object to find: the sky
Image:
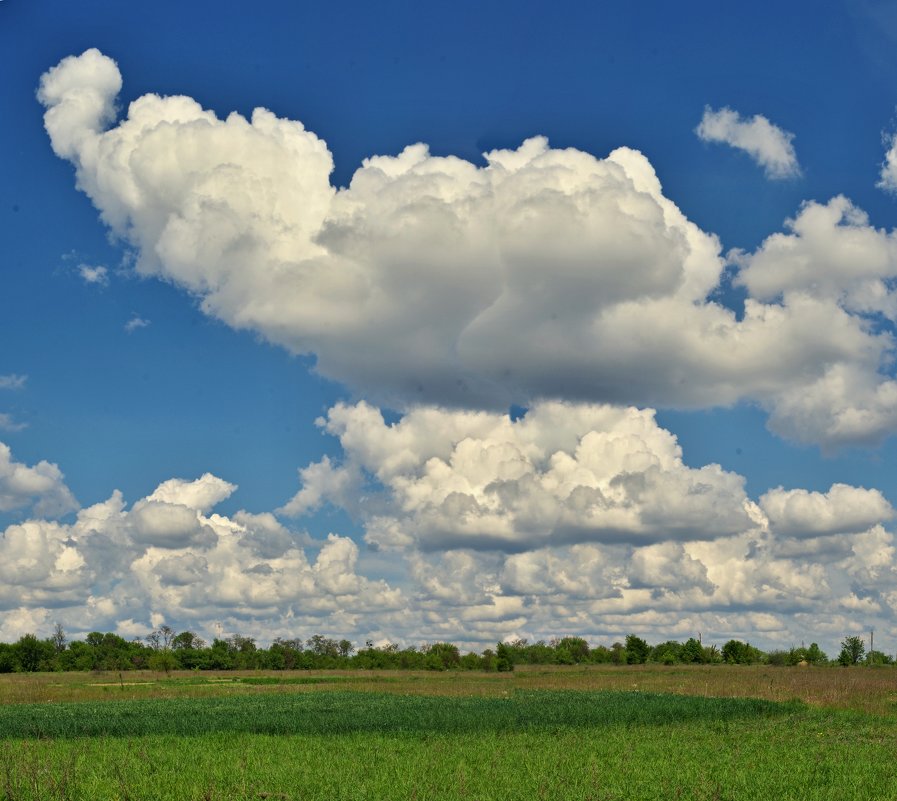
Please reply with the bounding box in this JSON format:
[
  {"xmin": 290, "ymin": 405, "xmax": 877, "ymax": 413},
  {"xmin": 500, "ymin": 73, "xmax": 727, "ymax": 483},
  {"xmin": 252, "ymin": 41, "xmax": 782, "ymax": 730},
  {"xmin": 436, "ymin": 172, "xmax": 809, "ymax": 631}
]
[{"xmin": 3, "ymin": 0, "xmax": 897, "ymax": 655}]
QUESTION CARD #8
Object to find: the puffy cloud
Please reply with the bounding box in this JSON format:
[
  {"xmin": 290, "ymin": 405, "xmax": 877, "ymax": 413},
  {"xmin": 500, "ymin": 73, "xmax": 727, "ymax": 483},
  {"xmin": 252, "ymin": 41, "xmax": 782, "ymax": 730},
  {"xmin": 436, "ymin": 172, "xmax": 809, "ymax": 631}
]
[
  {"xmin": 129, "ymin": 499, "xmax": 217, "ymax": 549},
  {"xmin": 761, "ymin": 483, "xmax": 895, "ymax": 537},
  {"xmin": 39, "ymin": 50, "xmax": 897, "ymax": 449},
  {"xmin": 284, "ymin": 401, "xmax": 755, "ymax": 551},
  {"xmin": 696, "ymin": 106, "xmax": 800, "ymax": 178},
  {"xmin": 0, "ymin": 442, "xmax": 78, "ymax": 517},
  {"xmin": 278, "ymin": 456, "xmax": 360, "ymax": 517},
  {"xmin": 2, "ymin": 429, "xmax": 896, "ymax": 653},
  {"xmin": 0, "ymin": 466, "xmax": 403, "ymax": 642},
  {"xmin": 147, "ymin": 473, "xmax": 237, "ymax": 513},
  {"xmin": 734, "ymin": 197, "xmax": 897, "ymax": 317}
]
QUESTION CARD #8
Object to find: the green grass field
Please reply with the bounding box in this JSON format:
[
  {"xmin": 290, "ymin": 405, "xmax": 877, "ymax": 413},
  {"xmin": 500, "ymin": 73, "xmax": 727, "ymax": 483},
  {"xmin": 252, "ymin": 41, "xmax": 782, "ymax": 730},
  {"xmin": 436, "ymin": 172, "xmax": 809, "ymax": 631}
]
[{"xmin": 2, "ymin": 668, "xmax": 896, "ymax": 800}]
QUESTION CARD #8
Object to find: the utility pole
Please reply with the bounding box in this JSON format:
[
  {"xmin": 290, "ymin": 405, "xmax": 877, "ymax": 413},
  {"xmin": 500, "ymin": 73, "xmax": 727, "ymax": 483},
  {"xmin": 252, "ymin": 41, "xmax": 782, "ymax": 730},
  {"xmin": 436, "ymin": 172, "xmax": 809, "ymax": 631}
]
[{"xmin": 871, "ymin": 629, "xmax": 874, "ymax": 657}]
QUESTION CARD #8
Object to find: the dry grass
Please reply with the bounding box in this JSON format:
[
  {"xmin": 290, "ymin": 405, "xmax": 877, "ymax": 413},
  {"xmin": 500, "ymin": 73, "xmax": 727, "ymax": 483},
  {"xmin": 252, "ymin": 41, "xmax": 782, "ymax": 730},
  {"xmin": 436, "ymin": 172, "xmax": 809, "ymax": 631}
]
[{"xmin": 2, "ymin": 664, "xmax": 896, "ymax": 714}]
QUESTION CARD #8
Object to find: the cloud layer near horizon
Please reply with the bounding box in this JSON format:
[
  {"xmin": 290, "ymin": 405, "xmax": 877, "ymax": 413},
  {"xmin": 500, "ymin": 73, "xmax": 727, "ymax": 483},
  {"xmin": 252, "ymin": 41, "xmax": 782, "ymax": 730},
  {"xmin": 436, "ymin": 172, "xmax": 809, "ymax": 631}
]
[
  {"xmin": 38, "ymin": 49, "xmax": 897, "ymax": 449},
  {"xmin": 2, "ymin": 401, "xmax": 895, "ymax": 654}
]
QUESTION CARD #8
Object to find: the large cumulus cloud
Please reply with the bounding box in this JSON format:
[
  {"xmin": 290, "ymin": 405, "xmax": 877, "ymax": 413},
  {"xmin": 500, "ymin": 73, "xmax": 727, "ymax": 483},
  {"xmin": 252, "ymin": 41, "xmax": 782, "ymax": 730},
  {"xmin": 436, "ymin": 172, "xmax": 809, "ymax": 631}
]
[
  {"xmin": 281, "ymin": 401, "xmax": 756, "ymax": 551},
  {"xmin": 0, "ymin": 441, "xmax": 78, "ymax": 517},
  {"xmin": 38, "ymin": 49, "xmax": 897, "ymax": 449}
]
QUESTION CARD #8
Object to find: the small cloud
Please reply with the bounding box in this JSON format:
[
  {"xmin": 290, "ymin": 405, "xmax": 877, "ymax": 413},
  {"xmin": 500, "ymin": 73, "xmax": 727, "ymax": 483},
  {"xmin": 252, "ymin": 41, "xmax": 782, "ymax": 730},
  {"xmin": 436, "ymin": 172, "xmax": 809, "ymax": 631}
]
[
  {"xmin": 696, "ymin": 106, "xmax": 801, "ymax": 179},
  {"xmin": 78, "ymin": 264, "xmax": 109, "ymax": 286},
  {"xmin": 877, "ymin": 130, "xmax": 897, "ymax": 194},
  {"xmin": 0, "ymin": 413, "xmax": 27, "ymax": 432},
  {"xmin": 0, "ymin": 375, "xmax": 26, "ymax": 390},
  {"xmin": 124, "ymin": 315, "xmax": 150, "ymax": 333}
]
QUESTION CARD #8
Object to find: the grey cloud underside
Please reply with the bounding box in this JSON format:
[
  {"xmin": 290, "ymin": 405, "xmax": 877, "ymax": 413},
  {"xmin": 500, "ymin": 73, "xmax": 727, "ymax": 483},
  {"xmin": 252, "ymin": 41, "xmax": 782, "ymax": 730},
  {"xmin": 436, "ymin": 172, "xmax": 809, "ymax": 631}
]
[{"xmin": 38, "ymin": 49, "xmax": 897, "ymax": 449}]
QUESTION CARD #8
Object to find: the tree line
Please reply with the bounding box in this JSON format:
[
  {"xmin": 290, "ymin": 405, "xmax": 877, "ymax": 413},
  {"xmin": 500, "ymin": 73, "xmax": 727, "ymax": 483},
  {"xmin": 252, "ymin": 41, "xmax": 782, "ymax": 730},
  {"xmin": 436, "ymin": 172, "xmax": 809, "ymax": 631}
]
[{"xmin": 0, "ymin": 626, "xmax": 886, "ymax": 673}]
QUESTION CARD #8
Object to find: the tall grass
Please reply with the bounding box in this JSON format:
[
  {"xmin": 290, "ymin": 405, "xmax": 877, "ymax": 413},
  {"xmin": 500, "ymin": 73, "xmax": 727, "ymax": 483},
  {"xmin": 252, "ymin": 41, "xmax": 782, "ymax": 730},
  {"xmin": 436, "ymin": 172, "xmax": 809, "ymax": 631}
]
[{"xmin": 0, "ymin": 690, "xmax": 799, "ymax": 739}]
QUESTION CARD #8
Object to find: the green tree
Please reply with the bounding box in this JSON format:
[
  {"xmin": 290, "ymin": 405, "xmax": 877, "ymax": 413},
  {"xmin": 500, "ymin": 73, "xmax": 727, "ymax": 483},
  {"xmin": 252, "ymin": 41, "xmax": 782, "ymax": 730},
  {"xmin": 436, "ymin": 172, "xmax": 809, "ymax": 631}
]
[
  {"xmin": 14, "ymin": 634, "xmax": 53, "ymax": 673},
  {"xmin": 625, "ymin": 634, "xmax": 650, "ymax": 665},
  {"xmin": 805, "ymin": 643, "xmax": 828, "ymax": 665},
  {"xmin": 148, "ymin": 650, "xmax": 178, "ymax": 675},
  {"xmin": 838, "ymin": 636, "xmax": 865, "ymax": 666},
  {"xmin": 681, "ymin": 637, "xmax": 705, "ymax": 664},
  {"xmin": 496, "ymin": 642, "xmax": 514, "ymax": 672}
]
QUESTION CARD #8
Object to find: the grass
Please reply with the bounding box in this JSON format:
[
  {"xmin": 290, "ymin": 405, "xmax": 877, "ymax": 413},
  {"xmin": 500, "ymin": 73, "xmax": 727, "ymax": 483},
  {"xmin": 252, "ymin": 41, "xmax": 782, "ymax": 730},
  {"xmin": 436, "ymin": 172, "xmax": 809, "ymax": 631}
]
[
  {"xmin": 2, "ymin": 667, "xmax": 897, "ymax": 799},
  {"xmin": 5, "ymin": 663, "xmax": 897, "ymax": 712}
]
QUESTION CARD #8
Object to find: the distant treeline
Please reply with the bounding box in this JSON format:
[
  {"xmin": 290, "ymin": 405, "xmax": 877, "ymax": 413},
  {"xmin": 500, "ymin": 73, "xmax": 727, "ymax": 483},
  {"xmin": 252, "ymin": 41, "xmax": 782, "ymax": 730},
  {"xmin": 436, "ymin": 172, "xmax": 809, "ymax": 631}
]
[{"xmin": 0, "ymin": 627, "xmax": 886, "ymax": 673}]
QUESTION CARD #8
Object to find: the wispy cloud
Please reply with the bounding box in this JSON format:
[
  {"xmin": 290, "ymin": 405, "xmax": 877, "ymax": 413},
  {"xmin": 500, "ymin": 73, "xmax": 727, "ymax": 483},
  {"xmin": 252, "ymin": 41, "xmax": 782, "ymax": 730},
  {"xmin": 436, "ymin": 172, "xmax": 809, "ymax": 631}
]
[
  {"xmin": 0, "ymin": 413, "xmax": 27, "ymax": 433},
  {"xmin": 78, "ymin": 264, "xmax": 109, "ymax": 286},
  {"xmin": 696, "ymin": 106, "xmax": 801, "ymax": 179},
  {"xmin": 124, "ymin": 315, "xmax": 150, "ymax": 333},
  {"xmin": 0, "ymin": 375, "xmax": 26, "ymax": 391}
]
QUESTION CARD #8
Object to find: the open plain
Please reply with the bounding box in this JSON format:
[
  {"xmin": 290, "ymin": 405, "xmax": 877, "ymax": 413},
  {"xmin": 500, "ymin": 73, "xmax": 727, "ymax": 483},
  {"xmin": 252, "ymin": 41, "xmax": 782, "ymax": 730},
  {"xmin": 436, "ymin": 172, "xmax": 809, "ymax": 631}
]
[{"xmin": 2, "ymin": 665, "xmax": 897, "ymax": 800}]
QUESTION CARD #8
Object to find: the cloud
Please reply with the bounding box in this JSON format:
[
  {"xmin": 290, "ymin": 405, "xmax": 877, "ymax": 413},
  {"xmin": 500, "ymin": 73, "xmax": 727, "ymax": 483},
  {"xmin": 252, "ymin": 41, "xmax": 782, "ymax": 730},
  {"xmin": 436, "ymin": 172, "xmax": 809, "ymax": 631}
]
[
  {"xmin": 878, "ymin": 131, "xmax": 897, "ymax": 193},
  {"xmin": 0, "ymin": 468, "xmax": 403, "ymax": 641},
  {"xmin": 124, "ymin": 315, "xmax": 150, "ymax": 333},
  {"xmin": 283, "ymin": 401, "xmax": 756, "ymax": 552},
  {"xmin": 37, "ymin": 50, "xmax": 897, "ymax": 449},
  {"xmin": 760, "ymin": 483, "xmax": 895, "ymax": 537},
  {"xmin": 0, "ymin": 441, "xmax": 78, "ymax": 517},
  {"xmin": 2, "ymin": 424, "xmax": 897, "ymax": 652},
  {"xmin": 147, "ymin": 473, "xmax": 237, "ymax": 513},
  {"xmin": 734, "ymin": 196, "xmax": 897, "ymax": 316},
  {"xmin": 0, "ymin": 414, "xmax": 26, "ymax": 433},
  {"xmin": 0, "ymin": 375, "xmax": 26, "ymax": 391},
  {"xmin": 78, "ymin": 264, "xmax": 109, "ymax": 285},
  {"xmin": 696, "ymin": 106, "xmax": 800, "ymax": 179}
]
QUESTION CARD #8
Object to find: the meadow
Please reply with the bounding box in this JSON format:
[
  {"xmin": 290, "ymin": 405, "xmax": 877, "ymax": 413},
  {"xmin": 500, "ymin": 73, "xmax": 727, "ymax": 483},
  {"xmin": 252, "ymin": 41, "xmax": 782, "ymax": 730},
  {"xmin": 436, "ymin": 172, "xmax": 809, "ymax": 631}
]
[{"xmin": 2, "ymin": 665, "xmax": 897, "ymax": 800}]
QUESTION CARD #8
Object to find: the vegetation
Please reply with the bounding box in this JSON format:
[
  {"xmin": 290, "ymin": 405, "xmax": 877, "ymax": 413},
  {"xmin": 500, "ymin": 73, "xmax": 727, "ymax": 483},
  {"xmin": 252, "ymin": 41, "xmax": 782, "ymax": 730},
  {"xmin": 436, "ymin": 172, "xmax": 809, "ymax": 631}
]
[
  {"xmin": 2, "ymin": 672, "xmax": 897, "ymax": 799},
  {"xmin": 0, "ymin": 626, "xmax": 883, "ymax": 674}
]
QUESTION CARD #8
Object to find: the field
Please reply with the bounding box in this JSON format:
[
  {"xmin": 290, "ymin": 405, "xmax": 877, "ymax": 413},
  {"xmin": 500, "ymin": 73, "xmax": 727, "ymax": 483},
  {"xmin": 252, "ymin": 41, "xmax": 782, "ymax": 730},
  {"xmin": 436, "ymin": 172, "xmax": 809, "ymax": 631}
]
[{"xmin": 2, "ymin": 666, "xmax": 897, "ymax": 800}]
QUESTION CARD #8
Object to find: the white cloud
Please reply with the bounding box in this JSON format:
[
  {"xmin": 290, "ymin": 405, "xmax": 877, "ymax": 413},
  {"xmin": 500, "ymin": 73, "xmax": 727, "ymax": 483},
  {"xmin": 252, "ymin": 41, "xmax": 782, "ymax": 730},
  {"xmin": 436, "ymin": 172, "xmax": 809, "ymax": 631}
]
[
  {"xmin": 283, "ymin": 401, "xmax": 756, "ymax": 552},
  {"xmin": 760, "ymin": 483, "xmax": 895, "ymax": 537},
  {"xmin": 36, "ymin": 50, "xmax": 897, "ymax": 449},
  {"xmin": 878, "ymin": 131, "xmax": 897, "ymax": 193},
  {"xmin": 124, "ymin": 315, "xmax": 150, "ymax": 333},
  {"xmin": 38, "ymin": 51, "xmax": 897, "ymax": 449},
  {"xmin": 147, "ymin": 473, "xmax": 237, "ymax": 513},
  {"xmin": 1, "ymin": 427, "xmax": 896, "ymax": 653},
  {"xmin": 0, "ymin": 469, "xmax": 403, "ymax": 642},
  {"xmin": 734, "ymin": 196, "xmax": 897, "ymax": 316},
  {"xmin": 78, "ymin": 264, "xmax": 109, "ymax": 285},
  {"xmin": 0, "ymin": 441, "xmax": 78, "ymax": 517},
  {"xmin": 0, "ymin": 375, "xmax": 26, "ymax": 391},
  {"xmin": 696, "ymin": 106, "xmax": 800, "ymax": 179}
]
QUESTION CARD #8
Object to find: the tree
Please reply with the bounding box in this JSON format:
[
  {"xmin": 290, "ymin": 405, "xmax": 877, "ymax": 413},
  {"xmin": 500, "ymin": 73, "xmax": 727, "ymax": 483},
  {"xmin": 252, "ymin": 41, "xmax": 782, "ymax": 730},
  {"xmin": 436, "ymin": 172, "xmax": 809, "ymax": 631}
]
[
  {"xmin": 681, "ymin": 638, "xmax": 706, "ymax": 664},
  {"xmin": 805, "ymin": 643, "xmax": 828, "ymax": 665},
  {"xmin": 338, "ymin": 639, "xmax": 354, "ymax": 659},
  {"xmin": 14, "ymin": 634, "xmax": 52, "ymax": 673},
  {"xmin": 148, "ymin": 649, "xmax": 178, "ymax": 675},
  {"xmin": 838, "ymin": 636, "xmax": 865, "ymax": 666},
  {"xmin": 625, "ymin": 635, "xmax": 650, "ymax": 665},
  {"xmin": 52, "ymin": 623, "xmax": 67, "ymax": 654},
  {"xmin": 496, "ymin": 642, "xmax": 514, "ymax": 672}
]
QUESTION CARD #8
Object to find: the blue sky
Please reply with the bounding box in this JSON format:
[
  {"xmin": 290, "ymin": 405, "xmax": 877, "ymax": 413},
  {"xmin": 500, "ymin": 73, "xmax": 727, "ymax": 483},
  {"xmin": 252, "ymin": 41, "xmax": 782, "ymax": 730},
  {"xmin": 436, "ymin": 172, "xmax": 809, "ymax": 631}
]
[{"xmin": 3, "ymin": 0, "xmax": 897, "ymax": 653}]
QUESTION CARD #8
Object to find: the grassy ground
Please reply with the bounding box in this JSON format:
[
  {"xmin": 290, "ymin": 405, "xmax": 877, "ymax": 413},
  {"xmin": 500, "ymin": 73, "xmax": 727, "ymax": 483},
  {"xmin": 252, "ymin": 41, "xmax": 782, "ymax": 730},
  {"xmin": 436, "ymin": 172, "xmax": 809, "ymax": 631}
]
[
  {"xmin": 3, "ymin": 663, "xmax": 897, "ymax": 713},
  {"xmin": 2, "ymin": 667, "xmax": 897, "ymax": 799}
]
